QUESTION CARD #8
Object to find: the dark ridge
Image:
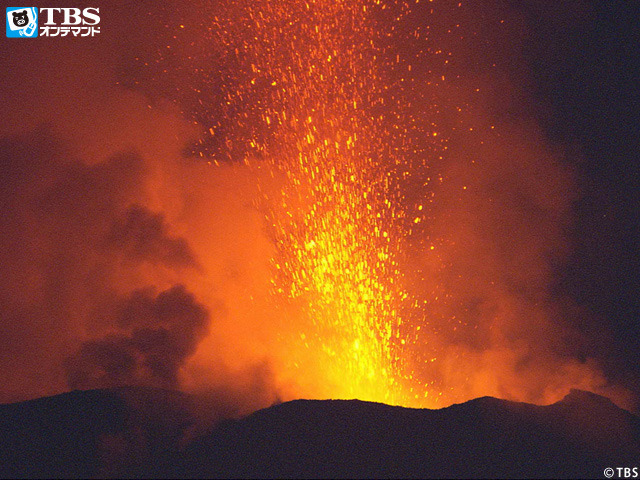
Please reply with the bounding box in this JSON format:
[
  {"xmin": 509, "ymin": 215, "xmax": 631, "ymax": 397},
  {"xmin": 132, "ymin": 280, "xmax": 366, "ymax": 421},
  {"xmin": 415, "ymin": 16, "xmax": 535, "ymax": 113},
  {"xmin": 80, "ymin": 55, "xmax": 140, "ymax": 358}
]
[
  {"xmin": 0, "ymin": 387, "xmax": 196, "ymax": 478},
  {"xmin": 180, "ymin": 390, "xmax": 640, "ymax": 479},
  {"xmin": 1, "ymin": 388, "xmax": 638, "ymax": 479}
]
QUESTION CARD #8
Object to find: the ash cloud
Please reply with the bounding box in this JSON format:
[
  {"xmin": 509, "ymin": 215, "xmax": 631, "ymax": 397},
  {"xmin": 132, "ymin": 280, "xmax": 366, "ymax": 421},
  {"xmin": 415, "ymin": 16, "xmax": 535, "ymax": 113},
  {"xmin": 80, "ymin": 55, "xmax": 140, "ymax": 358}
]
[
  {"xmin": 0, "ymin": 3, "xmax": 281, "ymax": 412},
  {"xmin": 0, "ymin": 130, "xmax": 206, "ymax": 399},
  {"xmin": 0, "ymin": 123, "xmax": 277, "ymax": 413},
  {"xmin": 105, "ymin": 205, "xmax": 198, "ymax": 269},
  {"xmin": 65, "ymin": 285, "xmax": 208, "ymax": 390}
]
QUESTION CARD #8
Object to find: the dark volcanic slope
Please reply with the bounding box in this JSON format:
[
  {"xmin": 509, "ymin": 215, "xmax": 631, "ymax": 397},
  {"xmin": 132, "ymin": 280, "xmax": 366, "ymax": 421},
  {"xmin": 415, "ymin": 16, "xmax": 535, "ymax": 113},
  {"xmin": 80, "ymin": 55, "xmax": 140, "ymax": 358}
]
[
  {"xmin": 1, "ymin": 388, "xmax": 638, "ymax": 479},
  {"xmin": 182, "ymin": 390, "xmax": 640, "ymax": 479},
  {"xmin": 0, "ymin": 387, "xmax": 196, "ymax": 478}
]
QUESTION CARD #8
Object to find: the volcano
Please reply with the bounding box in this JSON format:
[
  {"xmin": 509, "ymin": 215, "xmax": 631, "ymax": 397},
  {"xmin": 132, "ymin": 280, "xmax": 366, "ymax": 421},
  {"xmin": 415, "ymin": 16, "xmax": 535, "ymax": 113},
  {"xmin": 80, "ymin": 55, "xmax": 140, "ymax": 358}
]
[{"xmin": 1, "ymin": 388, "xmax": 637, "ymax": 479}]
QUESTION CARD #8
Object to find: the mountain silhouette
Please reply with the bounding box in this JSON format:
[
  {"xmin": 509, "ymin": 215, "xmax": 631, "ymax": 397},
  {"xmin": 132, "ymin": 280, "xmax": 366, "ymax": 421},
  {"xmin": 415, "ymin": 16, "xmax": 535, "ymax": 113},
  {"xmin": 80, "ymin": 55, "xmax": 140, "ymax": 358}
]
[
  {"xmin": 1, "ymin": 387, "xmax": 638, "ymax": 478},
  {"xmin": 0, "ymin": 387, "xmax": 195, "ymax": 478}
]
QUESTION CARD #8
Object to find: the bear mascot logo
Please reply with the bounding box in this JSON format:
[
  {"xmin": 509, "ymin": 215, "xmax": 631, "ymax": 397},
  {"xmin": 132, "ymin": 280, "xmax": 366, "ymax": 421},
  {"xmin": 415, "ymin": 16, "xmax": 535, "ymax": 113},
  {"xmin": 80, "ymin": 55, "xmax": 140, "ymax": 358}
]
[
  {"xmin": 6, "ymin": 7, "xmax": 38, "ymax": 37},
  {"xmin": 11, "ymin": 10, "xmax": 29, "ymax": 28}
]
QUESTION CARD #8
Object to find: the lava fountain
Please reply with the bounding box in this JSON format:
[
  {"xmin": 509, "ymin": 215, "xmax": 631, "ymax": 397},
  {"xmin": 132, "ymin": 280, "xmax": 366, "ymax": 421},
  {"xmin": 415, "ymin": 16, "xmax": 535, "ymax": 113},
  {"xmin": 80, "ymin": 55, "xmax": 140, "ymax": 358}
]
[{"xmin": 200, "ymin": 0, "xmax": 436, "ymax": 405}]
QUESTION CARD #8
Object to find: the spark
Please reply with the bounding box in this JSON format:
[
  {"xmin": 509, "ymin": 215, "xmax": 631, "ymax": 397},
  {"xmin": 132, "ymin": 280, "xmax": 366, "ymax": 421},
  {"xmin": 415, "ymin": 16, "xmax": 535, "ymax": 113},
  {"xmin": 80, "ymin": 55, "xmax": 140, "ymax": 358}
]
[{"xmin": 203, "ymin": 0, "xmax": 445, "ymax": 406}]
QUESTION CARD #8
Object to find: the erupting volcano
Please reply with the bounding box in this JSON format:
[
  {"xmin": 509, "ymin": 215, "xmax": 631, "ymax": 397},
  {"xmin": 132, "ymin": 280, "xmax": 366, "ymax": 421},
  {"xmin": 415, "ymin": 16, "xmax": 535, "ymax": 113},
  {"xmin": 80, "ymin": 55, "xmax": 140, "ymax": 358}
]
[
  {"xmin": 2, "ymin": 0, "xmax": 640, "ymax": 477},
  {"xmin": 179, "ymin": 0, "xmax": 606, "ymax": 408},
  {"xmin": 1, "ymin": 0, "xmax": 639, "ymax": 464},
  {"xmin": 202, "ymin": 0, "xmax": 432, "ymax": 405}
]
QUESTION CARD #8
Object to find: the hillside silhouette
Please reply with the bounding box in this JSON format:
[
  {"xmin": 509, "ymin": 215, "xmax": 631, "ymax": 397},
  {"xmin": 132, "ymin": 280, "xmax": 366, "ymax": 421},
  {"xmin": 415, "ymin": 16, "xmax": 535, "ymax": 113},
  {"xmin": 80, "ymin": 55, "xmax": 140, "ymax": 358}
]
[{"xmin": 1, "ymin": 387, "xmax": 638, "ymax": 478}]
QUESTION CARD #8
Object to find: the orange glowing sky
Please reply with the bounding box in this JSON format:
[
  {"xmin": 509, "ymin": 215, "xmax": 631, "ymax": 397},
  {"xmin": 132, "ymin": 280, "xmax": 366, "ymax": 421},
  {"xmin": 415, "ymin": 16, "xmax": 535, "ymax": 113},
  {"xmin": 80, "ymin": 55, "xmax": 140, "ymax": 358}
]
[{"xmin": 0, "ymin": 0, "xmax": 637, "ymax": 413}]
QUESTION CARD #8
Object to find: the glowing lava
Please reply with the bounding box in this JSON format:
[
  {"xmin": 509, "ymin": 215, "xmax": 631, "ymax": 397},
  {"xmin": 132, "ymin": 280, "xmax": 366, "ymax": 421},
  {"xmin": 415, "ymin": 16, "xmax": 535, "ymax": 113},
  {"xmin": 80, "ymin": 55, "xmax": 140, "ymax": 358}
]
[{"xmin": 201, "ymin": 0, "xmax": 438, "ymax": 406}]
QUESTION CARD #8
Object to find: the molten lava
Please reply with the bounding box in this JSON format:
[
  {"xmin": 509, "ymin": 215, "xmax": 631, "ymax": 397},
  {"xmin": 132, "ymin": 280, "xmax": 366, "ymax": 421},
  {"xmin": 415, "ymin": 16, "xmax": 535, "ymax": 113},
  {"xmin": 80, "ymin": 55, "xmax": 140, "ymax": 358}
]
[
  {"xmin": 180, "ymin": 0, "xmax": 615, "ymax": 410},
  {"xmin": 203, "ymin": 0, "xmax": 433, "ymax": 405}
]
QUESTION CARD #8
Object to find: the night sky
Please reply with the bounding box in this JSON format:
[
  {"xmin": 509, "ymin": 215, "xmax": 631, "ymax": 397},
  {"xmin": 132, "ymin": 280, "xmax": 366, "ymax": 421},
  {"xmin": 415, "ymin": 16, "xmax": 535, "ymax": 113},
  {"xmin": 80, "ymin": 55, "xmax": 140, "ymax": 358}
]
[
  {"xmin": 515, "ymin": 1, "xmax": 640, "ymax": 393},
  {"xmin": 0, "ymin": 1, "xmax": 638, "ymax": 410}
]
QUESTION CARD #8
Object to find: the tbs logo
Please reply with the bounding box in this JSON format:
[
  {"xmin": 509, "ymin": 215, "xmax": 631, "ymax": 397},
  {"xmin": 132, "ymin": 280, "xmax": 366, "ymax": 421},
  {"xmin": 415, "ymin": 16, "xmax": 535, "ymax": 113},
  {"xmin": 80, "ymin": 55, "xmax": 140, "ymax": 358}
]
[
  {"xmin": 6, "ymin": 7, "xmax": 101, "ymax": 38},
  {"xmin": 6, "ymin": 7, "xmax": 38, "ymax": 38}
]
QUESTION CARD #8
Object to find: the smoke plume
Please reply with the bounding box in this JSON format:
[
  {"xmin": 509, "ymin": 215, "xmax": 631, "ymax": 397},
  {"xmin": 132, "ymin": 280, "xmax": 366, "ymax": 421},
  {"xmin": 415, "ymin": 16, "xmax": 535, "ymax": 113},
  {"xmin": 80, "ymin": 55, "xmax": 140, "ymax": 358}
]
[{"xmin": 65, "ymin": 285, "xmax": 208, "ymax": 390}]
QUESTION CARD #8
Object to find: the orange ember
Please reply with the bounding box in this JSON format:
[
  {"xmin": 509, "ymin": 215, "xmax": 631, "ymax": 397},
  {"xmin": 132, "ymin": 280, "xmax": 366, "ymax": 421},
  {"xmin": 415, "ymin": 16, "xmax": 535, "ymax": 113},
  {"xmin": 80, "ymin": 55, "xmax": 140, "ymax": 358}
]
[{"xmin": 203, "ymin": 0, "xmax": 434, "ymax": 406}]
